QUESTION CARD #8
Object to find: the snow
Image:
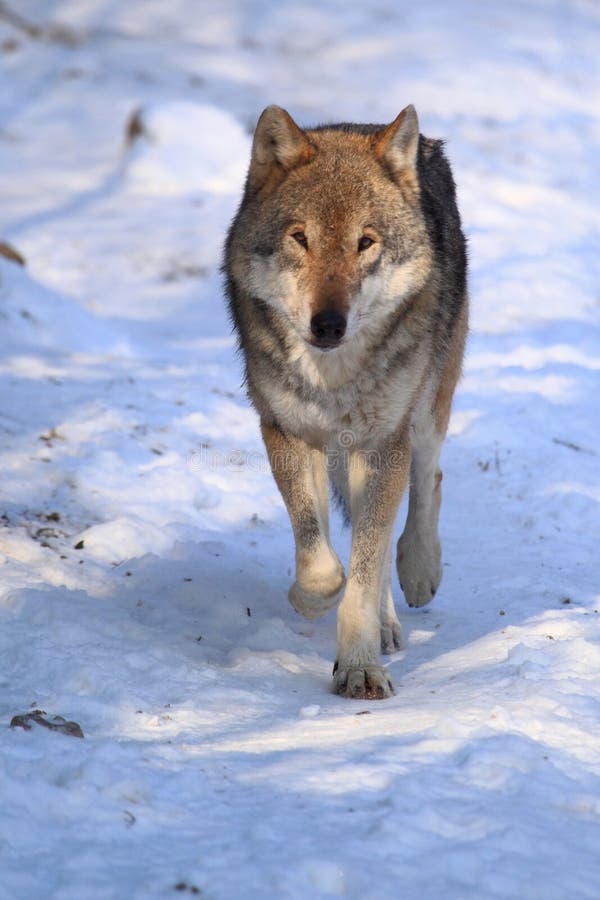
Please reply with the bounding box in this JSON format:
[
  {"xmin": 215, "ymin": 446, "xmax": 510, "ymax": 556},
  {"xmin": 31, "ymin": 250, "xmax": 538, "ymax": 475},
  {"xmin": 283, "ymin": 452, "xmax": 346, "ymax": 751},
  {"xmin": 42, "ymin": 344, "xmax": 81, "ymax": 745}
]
[
  {"xmin": 126, "ymin": 102, "xmax": 250, "ymax": 197},
  {"xmin": 0, "ymin": 1, "xmax": 599, "ymax": 898}
]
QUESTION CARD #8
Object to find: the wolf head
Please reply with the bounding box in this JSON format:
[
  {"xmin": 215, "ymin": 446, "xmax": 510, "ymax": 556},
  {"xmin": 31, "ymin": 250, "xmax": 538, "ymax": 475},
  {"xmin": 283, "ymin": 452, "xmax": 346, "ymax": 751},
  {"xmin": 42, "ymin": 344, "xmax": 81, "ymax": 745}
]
[{"xmin": 228, "ymin": 105, "xmax": 433, "ymax": 353}]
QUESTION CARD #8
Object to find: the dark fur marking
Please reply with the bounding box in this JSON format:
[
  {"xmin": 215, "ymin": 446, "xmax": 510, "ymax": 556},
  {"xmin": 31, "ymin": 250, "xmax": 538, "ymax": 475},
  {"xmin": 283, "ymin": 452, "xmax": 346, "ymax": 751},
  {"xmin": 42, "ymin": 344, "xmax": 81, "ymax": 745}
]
[
  {"xmin": 330, "ymin": 480, "xmax": 351, "ymax": 526},
  {"xmin": 416, "ymin": 137, "xmax": 467, "ymax": 358},
  {"xmin": 296, "ymin": 513, "xmax": 321, "ymax": 550}
]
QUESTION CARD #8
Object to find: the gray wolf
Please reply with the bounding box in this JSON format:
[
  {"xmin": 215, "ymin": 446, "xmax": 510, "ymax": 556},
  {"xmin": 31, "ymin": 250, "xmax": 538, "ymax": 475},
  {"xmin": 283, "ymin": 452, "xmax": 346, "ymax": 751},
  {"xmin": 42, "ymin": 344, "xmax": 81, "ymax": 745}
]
[{"xmin": 224, "ymin": 104, "xmax": 468, "ymax": 699}]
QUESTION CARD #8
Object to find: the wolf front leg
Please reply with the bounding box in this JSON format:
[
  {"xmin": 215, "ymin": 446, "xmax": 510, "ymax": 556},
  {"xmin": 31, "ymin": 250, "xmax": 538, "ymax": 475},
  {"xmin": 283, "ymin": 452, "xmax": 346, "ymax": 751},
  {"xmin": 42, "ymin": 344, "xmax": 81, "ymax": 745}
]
[
  {"xmin": 261, "ymin": 422, "xmax": 345, "ymax": 620},
  {"xmin": 333, "ymin": 429, "xmax": 410, "ymax": 699}
]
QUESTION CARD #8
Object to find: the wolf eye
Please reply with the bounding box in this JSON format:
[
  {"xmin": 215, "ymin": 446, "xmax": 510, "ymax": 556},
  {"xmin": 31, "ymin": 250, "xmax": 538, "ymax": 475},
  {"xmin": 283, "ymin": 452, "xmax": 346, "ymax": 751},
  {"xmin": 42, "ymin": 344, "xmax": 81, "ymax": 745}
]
[
  {"xmin": 358, "ymin": 235, "xmax": 375, "ymax": 252},
  {"xmin": 291, "ymin": 231, "xmax": 308, "ymax": 249}
]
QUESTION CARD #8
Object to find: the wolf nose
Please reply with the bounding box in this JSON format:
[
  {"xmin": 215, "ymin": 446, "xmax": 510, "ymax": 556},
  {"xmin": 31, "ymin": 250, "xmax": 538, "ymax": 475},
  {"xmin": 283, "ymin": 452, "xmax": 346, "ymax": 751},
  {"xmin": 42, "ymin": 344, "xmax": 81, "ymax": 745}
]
[{"xmin": 310, "ymin": 310, "xmax": 347, "ymax": 347}]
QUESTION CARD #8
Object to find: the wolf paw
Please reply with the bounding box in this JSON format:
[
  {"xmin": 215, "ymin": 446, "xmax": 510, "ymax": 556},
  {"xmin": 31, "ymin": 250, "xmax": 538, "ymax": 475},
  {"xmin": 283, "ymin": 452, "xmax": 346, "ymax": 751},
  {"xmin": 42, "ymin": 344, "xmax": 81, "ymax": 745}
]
[
  {"xmin": 332, "ymin": 663, "xmax": 394, "ymax": 700},
  {"xmin": 396, "ymin": 535, "xmax": 442, "ymax": 608},
  {"xmin": 288, "ymin": 579, "xmax": 344, "ymax": 620},
  {"xmin": 289, "ymin": 557, "xmax": 345, "ymax": 620},
  {"xmin": 380, "ymin": 618, "xmax": 402, "ymax": 655}
]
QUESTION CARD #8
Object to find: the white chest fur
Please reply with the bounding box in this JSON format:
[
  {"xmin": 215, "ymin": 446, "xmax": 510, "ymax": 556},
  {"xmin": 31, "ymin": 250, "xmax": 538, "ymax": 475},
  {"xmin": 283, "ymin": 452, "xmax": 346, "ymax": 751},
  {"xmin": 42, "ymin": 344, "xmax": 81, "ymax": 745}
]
[{"xmin": 265, "ymin": 330, "xmax": 426, "ymax": 449}]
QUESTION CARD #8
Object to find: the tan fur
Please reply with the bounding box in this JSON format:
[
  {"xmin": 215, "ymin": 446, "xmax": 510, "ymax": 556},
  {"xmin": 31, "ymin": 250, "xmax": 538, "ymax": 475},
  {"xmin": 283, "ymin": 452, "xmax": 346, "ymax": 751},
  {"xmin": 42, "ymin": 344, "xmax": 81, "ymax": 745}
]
[
  {"xmin": 434, "ymin": 299, "xmax": 469, "ymax": 434},
  {"xmin": 261, "ymin": 422, "xmax": 345, "ymax": 619}
]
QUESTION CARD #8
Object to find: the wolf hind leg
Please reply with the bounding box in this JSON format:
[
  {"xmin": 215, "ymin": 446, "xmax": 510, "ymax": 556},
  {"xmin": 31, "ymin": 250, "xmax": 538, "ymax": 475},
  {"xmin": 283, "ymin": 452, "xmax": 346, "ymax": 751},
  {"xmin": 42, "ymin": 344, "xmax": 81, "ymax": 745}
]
[
  {"xmin": 396, "ymin": 426, "xmax": 443, "ymax": 609},
  {"xmin": 396, "ymin": 301, "xmax": 466, "ymax": 608},
  {"xmin": 380, "ymin": 538, "xmax": 402, "ymax": 654},
  {"xmin": 261, "ymin": 423, "xmax": 345, "ymax": 620}
]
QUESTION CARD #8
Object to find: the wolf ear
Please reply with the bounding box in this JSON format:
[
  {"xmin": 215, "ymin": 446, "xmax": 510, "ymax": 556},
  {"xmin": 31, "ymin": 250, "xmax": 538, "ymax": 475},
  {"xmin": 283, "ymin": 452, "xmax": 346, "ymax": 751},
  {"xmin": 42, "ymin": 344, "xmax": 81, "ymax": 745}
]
[
  {"xmin": 247, "ymin": 105, "xmax": 314, "ymax": 195},
  {"xmin": 375, "ymin": 104, "xmax": 419, "ymax": 183}
]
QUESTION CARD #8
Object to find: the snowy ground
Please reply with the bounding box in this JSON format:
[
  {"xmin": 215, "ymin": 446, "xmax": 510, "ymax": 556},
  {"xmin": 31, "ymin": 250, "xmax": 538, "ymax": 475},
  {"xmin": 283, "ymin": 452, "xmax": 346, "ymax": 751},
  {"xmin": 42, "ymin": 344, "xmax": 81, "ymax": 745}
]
[{"xmin": 1, "ymin": 1, "xmax": 599, "ymax": 898}]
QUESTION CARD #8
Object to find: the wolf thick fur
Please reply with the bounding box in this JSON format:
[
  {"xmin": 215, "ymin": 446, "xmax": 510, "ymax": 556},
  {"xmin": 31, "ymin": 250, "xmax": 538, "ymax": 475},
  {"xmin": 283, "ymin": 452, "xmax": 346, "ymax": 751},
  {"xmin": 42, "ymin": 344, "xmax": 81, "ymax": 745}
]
[{"xmin": 224, "ymin": 104, "xmax": 468, "ymax": 699}]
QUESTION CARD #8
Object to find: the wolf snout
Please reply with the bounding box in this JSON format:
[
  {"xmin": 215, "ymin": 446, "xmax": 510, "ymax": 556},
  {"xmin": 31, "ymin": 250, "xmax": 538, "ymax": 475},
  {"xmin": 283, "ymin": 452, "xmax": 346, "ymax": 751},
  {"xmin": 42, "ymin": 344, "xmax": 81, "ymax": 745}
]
[{"xmin": 310, "ymin": 310, "xmax": 347, "ymax": 349}]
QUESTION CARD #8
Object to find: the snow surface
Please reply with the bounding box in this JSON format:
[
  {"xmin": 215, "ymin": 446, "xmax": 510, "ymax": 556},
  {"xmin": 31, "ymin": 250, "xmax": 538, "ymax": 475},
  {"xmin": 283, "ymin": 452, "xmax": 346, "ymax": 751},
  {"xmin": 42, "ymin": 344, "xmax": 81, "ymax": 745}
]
[{"xmin": 0, "ymin": 2, "xmax": 599, "ymax": 898}]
